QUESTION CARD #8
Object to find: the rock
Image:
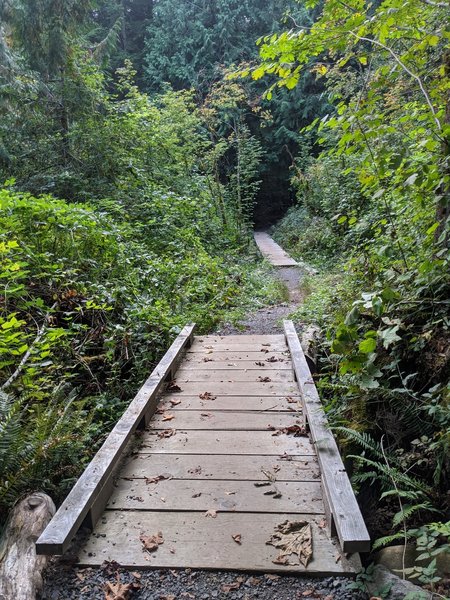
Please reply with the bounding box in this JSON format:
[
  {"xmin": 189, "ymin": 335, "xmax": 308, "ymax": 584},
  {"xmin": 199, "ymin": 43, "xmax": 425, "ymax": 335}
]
[{"xmin": 366, "ymin": 565, "xmax": 432, "ymax": 600}]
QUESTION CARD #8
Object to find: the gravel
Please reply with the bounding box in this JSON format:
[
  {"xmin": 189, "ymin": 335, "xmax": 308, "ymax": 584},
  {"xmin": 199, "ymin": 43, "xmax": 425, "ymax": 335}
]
[{"xmin": 40, "ymin": 563, "xmax": 369, "ymax": 599}]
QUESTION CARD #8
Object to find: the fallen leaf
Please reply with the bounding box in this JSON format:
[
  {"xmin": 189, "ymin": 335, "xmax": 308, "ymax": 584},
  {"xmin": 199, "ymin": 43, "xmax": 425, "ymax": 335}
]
[
  {"xmin": 232, "ymin": 533, "xmax": 242, "ymax": 544},
  {"xmin": 157, "ymin": 429, "xmax": 176, "ymax": 438},
  {"xmin": 225, "ymin": 490, "xmax": 236, "ymax": 495},
  {"xmin": 260, "ymin": 348, "xmax": 270, "ymax": 353},
  {"xmin": 221, "ymin": 578, "xmax": 244, "ymax": 592},
  {"xmin": 140, "ymin": 532, "xmax": 164, "ymax": 553},
  {"xmin": 265, "ymin": 574, "xmax": 280, "ymax": 581},
  {"xmin": 202, "ymin": 357, "xmax": 214, "ymax": 362},
  {"xmin": 192, "ymin": 492, "xmax": 202, "ymax": 498},
  {"xmin": 266, "ymin": 356, "xmax": 279, "ymax": 362},
  {"xmin": 266, "ymin": 520, "xmax": 313, "ymax": 567},
  {"xmin": 204, "ymin": 509, "xmax": 217, "ymax": 518},
  {"xmin": 254, "ymin": 481, "xmax": 271, "ymax": 487},
  {"xmin": 160, "ymin": 595, "xmax": 176, "ymax": 600},
  {"xmin": 302, "ymin": 590, "xmax": 314, "ymax": 596},
  {"xmin": 258, "ymin": 376, "xmax": 272, "ymax": 382},
  {"xmin": 131, "ymin": 572, "xmax": 141, "ymax": 579},
  {"xmin": 145, "ymin": 474, "xmax": 172, "ymax": 485},
  {"xmin": 318, "ymin": 518, "xmax": 327, "ymax": 529},
  {"xmin": 104, "ymin": 574, "xmax": 141, "ymax": 599},
  {"xmin": 262, "ymin": 343, "xmax": 272, "ymax": 347},
  {"xmin": 200, "ymin": 412, "xmax": 213, "ymax": 418},
  {"xmin": 169, "ymin": 399, "xmax": 181, "ymax": 406},
  {"xmin": 162, "ymin": 413, "xmax": 175, "ymax": 421},
  {"xmin": 286, "ymin": 396, "xmax": 296, "ymax": 403},
  {"xmin": 272, "ymin": 424, "xmax": 306, "ymax": 437},
  {"xmin": 199, "ymin": 391, "xmax": 217, "ymax": 401},
  {"xmin": 255, "ymin": 361, "xmax": 266, "ymax": 366},
  {"xmin": 167, "ymin": 381, "xmax": 182, "ymax": 393}
]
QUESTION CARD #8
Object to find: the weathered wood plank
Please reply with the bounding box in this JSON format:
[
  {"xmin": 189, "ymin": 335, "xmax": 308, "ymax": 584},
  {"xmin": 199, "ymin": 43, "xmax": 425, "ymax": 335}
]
[
  {"xmin": 166, "ymin": 381, "xmax": 300, "ymax": 396},
  {"xmin": 195, "ymin": 335, "xmax": 286, "ymax": 343},
  {"xmin": 159, "ymin": 395, "xmax": 302, "ymax": 412},
  {"xmin": 139, "ymin": 430, "xmax": 315, "ymax": 455},
  {"xmin": 107, "ymin": 479, "xmax": 324, "ymax": 513},
  {"xmin": 35, "ymin": 324, "xmax": 196, "ymax": 556},
  {"xmin": 283, "ymin": 320, "xmax": 370, "ymax": 553},
  {"xmin": 77, "ymin": 511, "xmax": 361, "ymax": 574},
  {"xmin": 183, "ymin": 352, "xmax": 292, "ymax": 371},
  {"xmin": 254, "ymin": 232, "xmax": 299, "ymax": 267},
  {"xmin": 188, "ymin": 342, "xmax": 289, "ymax": 352},
  {"xmin": 151, "ymin": 410, "xmax": 303, "ymax": 430},
  {"xmin": 119, "ymin": 454, "xmax": 320, "ymax": 481},
  {"xmin": 184, "ymin": 351, "xmax": 291, "ymax": 362},
  {"xmin": 175, "ymin": 369, "xmax": 294, "ymax": 382}
]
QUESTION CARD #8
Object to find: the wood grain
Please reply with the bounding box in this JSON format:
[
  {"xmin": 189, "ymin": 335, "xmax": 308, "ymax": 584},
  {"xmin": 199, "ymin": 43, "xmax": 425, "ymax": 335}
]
[
  {"xmin": 150, "ymin": 410, "xmax": 303, "ymax": 430},
  {"xmin": 119, "ymin": 453, "xmax": 320, "ymax": 481},
  {"xmin": 107, "ymin": 479, "xmax": 324, "ymax": 513},
  {"xmin": 283, "ymin": 320, "xmax": 370, "ymax": 553},
  {"xmin": 158, "ymin": 395, "xmax": 302, "ymax": 412},
  {"xmin": 139, "ymin": 430, "xmax": 315, "ymax": 456},
  {"xmin": 78, "ymin": 511, "xmax": 361, "ymax": 574}
]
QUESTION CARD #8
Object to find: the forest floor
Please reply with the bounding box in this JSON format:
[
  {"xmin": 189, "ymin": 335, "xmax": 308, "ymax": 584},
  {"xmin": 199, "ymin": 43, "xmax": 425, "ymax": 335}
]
[{"xmin": 40, "ymin": 261, "xmax": 370, "ymax": 600}]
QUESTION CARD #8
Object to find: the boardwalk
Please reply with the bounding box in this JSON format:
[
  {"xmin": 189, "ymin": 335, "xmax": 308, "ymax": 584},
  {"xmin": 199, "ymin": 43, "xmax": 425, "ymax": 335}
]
[
  {"xmin": 254, "ymin": 231, "xmax": 298, "ymax": 266},
  {"xmin": 37, "ymin": 324, "xmax": 369, "ymax": 575}
]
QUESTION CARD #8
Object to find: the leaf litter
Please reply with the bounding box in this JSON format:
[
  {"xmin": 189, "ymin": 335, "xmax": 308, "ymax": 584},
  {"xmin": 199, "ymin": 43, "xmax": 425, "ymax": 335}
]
[
  {"xmin": 140, "ymin": 531, "xmax": 164, "ymax": 553},
  {"xmin": 103, "ymin": 574, "xmax": 141, "ymax": 600},
  {"xmin": 266, "ymin": 520, "xmax": 313, "ymax": 567},
  {"xmin": 199, "ymin": 391, "xmax": 217, "ymax": 400}
]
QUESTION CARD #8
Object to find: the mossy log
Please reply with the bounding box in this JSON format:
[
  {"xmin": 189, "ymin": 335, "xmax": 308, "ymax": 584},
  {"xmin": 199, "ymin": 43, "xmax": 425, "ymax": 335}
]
[{"xmin": 0, "ymin": 493, "xmax": 55, "ymax": 600}]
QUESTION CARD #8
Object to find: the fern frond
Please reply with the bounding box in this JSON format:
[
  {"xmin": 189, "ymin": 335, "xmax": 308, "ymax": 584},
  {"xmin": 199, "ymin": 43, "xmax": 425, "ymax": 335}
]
[{"xmin": 372, "ymin": 531, "xmax": 411, "ymax": 550}]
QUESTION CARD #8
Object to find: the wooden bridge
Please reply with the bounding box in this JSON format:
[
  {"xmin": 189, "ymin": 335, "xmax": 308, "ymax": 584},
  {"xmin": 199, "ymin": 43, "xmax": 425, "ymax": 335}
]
[{"xmin": 36, "ymin": 322, "xmax": 370, "ymax": 575}]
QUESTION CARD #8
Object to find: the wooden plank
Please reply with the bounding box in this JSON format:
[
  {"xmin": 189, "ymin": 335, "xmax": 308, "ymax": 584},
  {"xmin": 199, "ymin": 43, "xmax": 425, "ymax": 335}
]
[
  {"xmin": 175, "ymin": 369, "xmax": 294, "ymax": 382},
  {"xmin": 119, "ymin": 454, "xmax": 320, "ymax": 481},
  {"xmin": 254, "ymin": 232, "xmax": 299, "ymax": 267},
  {"xmin": 35, "ymin": 324, "xmax": 196, "ymax": 555},
  {"xmin": 151, "ymin": 410, "xmax": 303, "ymax": 430},
  {"xmin": 195, "ymin": 334, "xmax": 286, "ymax": 343},
  {"xmin": 283, "ymin": 320, "xmax": 370, "ymax": 553},
  {"xmin": 181, "ymin": 360, "xmax": 293, "ymax": 370},
  {"xmin": 188, "ymin": 342, "xmax": 288, "ymax": 352},
  {"xmin": 107, "ymin": 479, "xmax": 324, "ymax": 513},
  {"xmin": 166, "ymin": 381, "xmax": 300, "ymax": 396},
  {"xmin": 184, "ymin": 351, "xmax": 290, "ymax": 362},
  {"xmin": 139, "ymin": 430, "xmax": 315, "ymax": 455},
  {"xmin": 77, "ymin": 511, "xmax": 361, "ymax": 574},
  {"xmin": 159, "ymin": 395, "xmax": 302, "ymax": 412}
]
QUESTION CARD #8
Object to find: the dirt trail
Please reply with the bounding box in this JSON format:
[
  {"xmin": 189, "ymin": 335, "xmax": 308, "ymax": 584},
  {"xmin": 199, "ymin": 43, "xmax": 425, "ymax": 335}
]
[{"xmin": 216, "ymin": 265, "xmax": 304, "ymax": 335}]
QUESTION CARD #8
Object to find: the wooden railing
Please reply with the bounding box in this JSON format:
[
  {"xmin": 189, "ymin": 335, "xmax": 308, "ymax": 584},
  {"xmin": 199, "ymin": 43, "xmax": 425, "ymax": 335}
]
[
  {"xmin": 36, "ymin": 324, "xmax": 196, "ymax": 555},
  {"xmin": 284, "ymin": 320, "xmax": 370, "ymax": 553}
]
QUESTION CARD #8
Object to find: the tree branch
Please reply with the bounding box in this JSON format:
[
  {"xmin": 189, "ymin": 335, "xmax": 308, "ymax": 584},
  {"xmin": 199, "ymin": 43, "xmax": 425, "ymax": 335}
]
[
  {"xmin": 1, "ymin": 303, "xmax": 57, "ymax": 392},
  {"xmin": 349, "ymin": 32, "xmax": 442, "ymax": 131}
]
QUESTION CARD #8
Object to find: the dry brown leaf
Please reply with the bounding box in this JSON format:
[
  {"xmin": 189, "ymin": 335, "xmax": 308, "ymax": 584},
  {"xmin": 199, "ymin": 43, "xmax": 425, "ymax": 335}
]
[
  {"xmin": 167, "ymin": 381, "xmax": 182, "ymax": 393},
  {"xmin": 162, "ymin": 413, "xmax": 175, "ymax": 421},
  {"xmin": 157, "ymin": 428, "xmax": 176, "ymax": 438},
  {"xmin": 232, "ymin": 533, "xmax": 242, "ymax": 544},
  {"xmin": 266, "ymin": 520, "xmax": 313, "ymax": 567},
  {"xmin": 286, "ymin": 396, "xmax": 296, "ymax": 403},
  {"xmin": 160, "ymin": 595, "xmax": 176, "ymax": 600},
  {"xmin": 266, "ymin": 356, "xmax": 279, "ymax": 363},
  {"xmin": 265, "ymin": 574, "xmax": 280, "ymax": 581},
  {"xmin": 192, "ymin": 492, "xmax": 202, "ymax": 498},
  {"xmin": 204, "ymin": 509, "xmax": 217, "ymax": 518},
  {"xmin": 262, "ymin": 343, "xmax": 272, "ymax": 347},
  {"xmin": 272, "ymin": 424, "xmax": 306, "ymax": 437},
  {"xmin": 169, "ymin": 399, "xmax": 181, "ymax": 406},
  {"xmin": 104, "ymin": 574, "xmax": 141, "ymax": 600},
  {"xmin": 260, "ymin": 348, "xmax": 270, "ymax": 353},
  {"xmin": 200, "ymin": 412, "xmax": 213, "ymax": 418},
  {"xmin": 258, "ymin": 376, "xmax": 272, "ymax": 382},
  {"xmin": 255, "ymin": 361, "xmax": 266, "ymax": 366},
  {"xmin": 131, "ymin": 572, "xmax": 141, "ymax": 579},
  {"xmin": 221, "ymin": 577, "xmax": 244, "ymax": 592},
  {"xmin": 254, "ymin": 481, "xmax": 271, "ymax": 487},
  {"xmin": 145, "ymin": 474, "xmax": 172, "ymax": 485},
  {"xmin": 199, "ymin": 391, "xmax": 217, "ymax": 400},
  {"xmin": 318, "ymin": 518, "xmax": 327, "ymax": 529},
  {"xmin": 202, "ymin": 357, "xmax": 214, "ymax": 362},
  {"xmin": 140, "ymin": 531, "xmax": 164, "ymax": 553}
]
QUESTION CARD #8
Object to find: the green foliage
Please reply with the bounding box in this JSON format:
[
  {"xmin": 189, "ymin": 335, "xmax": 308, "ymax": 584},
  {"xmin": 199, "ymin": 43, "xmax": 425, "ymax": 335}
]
[{"xmin": 264, "ymin": 0, "xmax": 450, "ymax": 577}]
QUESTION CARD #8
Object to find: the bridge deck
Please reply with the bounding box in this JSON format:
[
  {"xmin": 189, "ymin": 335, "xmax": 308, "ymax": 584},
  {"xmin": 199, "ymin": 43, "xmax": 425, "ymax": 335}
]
[
  {"xmin": 254, "ymin": 231, "xmax": 298, "ymax": 266},
  {"xmin": 72, "ymin": 333, "xmax": 363, "ymax": 574}
]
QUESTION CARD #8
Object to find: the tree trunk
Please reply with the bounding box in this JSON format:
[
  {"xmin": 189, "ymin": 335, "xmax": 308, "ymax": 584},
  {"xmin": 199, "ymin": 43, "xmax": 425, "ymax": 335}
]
[{"xmin": 0, "ymin": 493, "xmax": 56, "ymax": 600}]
